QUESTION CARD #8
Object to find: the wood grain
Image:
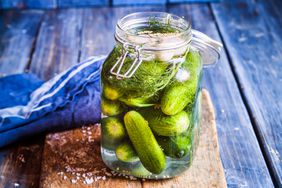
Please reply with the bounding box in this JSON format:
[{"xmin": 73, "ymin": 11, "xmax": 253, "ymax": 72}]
[
  {"xmin": 169, "ymin": 0, "xmax": 220, "ymax": 2},
  {"xmin": 0, "ymin": 8, "xmax": 86, "ymax": 188},
  {"xmin": 211, "ymin": 0, "xmax": 282, "ymax": 186},
  {"xmin": 0, "ymin": 135, "xmax": 45, "ymax": 188},
  {"xmin": 0, "ymin": 0, "xmax": 56, "ymax": 9},
  {"xmin": 167, "ymin": 4, "xmax": 274, "ymax": 188},
  {"xmin": 30, "ymin": 9, "xmax": 83, "ymax": 80},
  {"xmin": 0, "ymin": 10, "xmax": 43, "ymax": 76},
  {"xmin": 0, "ymin": 10, "xmax": 44, "ymax": 188},
  {"xmin": 57, "ymin": 0, "xmax": 109, "ymax": 7},
  {"xmin": 40, "ymin": 89, "xmax": 226, "ymax": 188},
  {"xmin": 112, "ymin": 0, "xmax": 166, "ymax": 6}
]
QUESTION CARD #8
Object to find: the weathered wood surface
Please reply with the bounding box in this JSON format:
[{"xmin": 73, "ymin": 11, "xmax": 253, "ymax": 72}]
[
  {"xmin": 0, "ymin": 0, "xmax": 57, "ymax": 9},
  {"xmin": 0, "ymin": 10, "xmax": 43, "ymax": 76},
  {"xmin": 169, "ymin": 0, "xmax": 219, "ymax": 3},
  {"xmin": 0, "ymin": 0, "xmax": 220, "ymax": 9},
  {"xmin": 40, "ymin": 90, "xmax": 227, "ymax": 188},
  {"xmin": 112, "ymin": 0, "xmax": 166, "ymax": 6},
  {"xmin": 0, "ymin": 135, "xmax": 45, "ymax": 188},
  {"xmin": 0, "ymin": 10, "xmax": 44, "ymax": 188},
  {"xmin": 168, "ymin": 4, "xmax": 274, "ymax": 188},
  {"xmin": 211, "ymin": 0, "xmax": 282, "ymax": 186},
  {"xmin": 57, "ymin": 0, "xmax": 109, "ymax": 7},
  {"xmin": 0, "ymin": 9, "xmax": 85, "ymax": 188},
  {"xmin": 30, "ymin": 9, "xmax": 83, "ymax": 80}
]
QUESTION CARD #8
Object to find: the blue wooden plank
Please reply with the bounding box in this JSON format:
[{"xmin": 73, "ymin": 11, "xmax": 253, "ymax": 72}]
[
  {"xmin": 0, "ymin": 10, "xmax": 43, "ymax": 75},
  {"xmin": 57, "ymin": 0, "xmax": 108, "ymax": 7},
  {"xmin": 169, "ymin": 0, "xmax": 220, "ymax": 3},
  {"xmin": 168, "ymin": 4, "xmax": 274, "ymax": 188},
  {"xmin": 30, "ymin": 9, "xmax": 83, "ymax": 80},
  {"xmin": 112, "ymin": 0, "xmax": 166, "ymax": 6},
  {"xmin": 211, "ymin": 0, "xmax": 282, "ymax": 187},
  {"xmin": 0, "ymin": 0, "xmax": 56, "ymax": 9}
]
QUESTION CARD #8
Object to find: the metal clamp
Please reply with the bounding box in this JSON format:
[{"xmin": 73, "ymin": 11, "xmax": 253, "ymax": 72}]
[{"xmin": 110, "ymin": 43, "xmax": 143, "ymax": 79}]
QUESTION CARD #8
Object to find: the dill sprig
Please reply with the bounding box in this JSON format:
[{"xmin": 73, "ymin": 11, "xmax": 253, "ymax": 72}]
[{"xmin": 146, "ymin": 17, "xmax": 178, "ymax": 34}]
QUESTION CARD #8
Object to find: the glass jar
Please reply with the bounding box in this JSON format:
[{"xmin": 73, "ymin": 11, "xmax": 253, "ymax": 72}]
[{"xmin": 100, "ymin": 12, "xmax": 222, "ymax": 179}]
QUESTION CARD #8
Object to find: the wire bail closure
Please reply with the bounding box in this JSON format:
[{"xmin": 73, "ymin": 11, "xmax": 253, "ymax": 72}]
[{"xmin": 110, "ymin": 43, "xmax": 143, "ymax": 79}]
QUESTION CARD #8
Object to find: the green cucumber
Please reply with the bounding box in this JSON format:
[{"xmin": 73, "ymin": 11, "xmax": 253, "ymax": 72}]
[
  {"xmin": 140, "ymin": 108, "xmax": 189, "ymax": 136},
  {"xmin": 101, "ymin": 97, "xmax": 125, "ymax": 116},
  {"xmin": 124, "ymin": 111, "xmax": 166, "ymax": 174},
  {"xmin": 119, "ymin": 95, "xmax": 156, "ymax": 107},
  {"xmin": 101, "ymin": 117, "xmax": 127, "ymax": 150},
  {"xmin": 161, "ymin": 50, "xmax": 202, "ymax": 115},
  {"xmin": 156, "ymin": 134, "xmax": 192, "ymax": 158},
  {"xmin": 131, "ymin": 163, "xmax": 152, "ymax": 178},
  {"xmin": 103, "ymin": 83, "xmax": 123, "ymax": 100},
  {"xmin": 115, "ymin": 141, "xmax": 139, "ymax": 163}
]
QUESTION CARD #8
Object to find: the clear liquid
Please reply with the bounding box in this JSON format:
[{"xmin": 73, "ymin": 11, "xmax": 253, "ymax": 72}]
[
  {"xmin": 100, "ymin": 47, "xmax": 203, "ymax": 179},
  {"xmin": 100, "ymin": 92, "xmax": 201, "ymax": 179}
]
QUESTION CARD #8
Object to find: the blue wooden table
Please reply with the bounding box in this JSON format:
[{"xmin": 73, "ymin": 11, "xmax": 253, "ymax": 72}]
[{"xmin": 0, "ymin": 0, "xmax": 281, "ymax": 187}]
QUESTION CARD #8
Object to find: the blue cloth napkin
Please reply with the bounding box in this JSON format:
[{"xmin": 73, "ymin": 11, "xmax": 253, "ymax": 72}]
[{"xmin": 0, "ymin": 56, "xmax": 106, "ymax": 147}]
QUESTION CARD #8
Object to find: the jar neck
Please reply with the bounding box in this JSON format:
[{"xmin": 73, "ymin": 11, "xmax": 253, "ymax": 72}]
[{"xmin": 115, "ymin": 12, "xmax": 192, "ymax": 52}]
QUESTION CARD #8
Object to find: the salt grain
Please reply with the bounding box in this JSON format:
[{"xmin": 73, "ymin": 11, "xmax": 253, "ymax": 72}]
[
  {"xmin": 14, "ymin": 183, "xmax": 19, "ymax": 187},
  {"xmin": 71, "ymin": 179, "xmax": 77, "ymax": 184},
  {"xmin": 84, "ymin": 177, "xmax": 94, "ymax": 184},
  {"xmin": 105, "ymin": 172, "xmax": 112, "ymax": 176}
]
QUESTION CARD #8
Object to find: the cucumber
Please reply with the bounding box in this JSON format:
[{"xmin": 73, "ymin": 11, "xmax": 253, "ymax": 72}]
[
  {"xmin": 140, "ymin": 108, "xmax": 189, "ymax": 136},
  {"xmin": 101, "ymin": 97, "xmax": 125, "ymax": 116},
  {"xmin": 131, "ymin": 163, "xmax": 152, "ymax": 178},
  {"xmin": 103, "ymin": 82, "xmax": 123, "ymax": 100},
  {"xmin": 115, "ymin": 141, "xmax": 139, "ymax": 163},
  {"xmin": 156, "ymin": 134, "xmax": 192, "ymax": 158},
  {"xmin": 101, "ymin": 117, "xmax": 127, "ymax": 150},
  {"xmin": 124, "ymin": 111, "xmax": 166, "ymax": 174},
  {"xmin": 119, "ymin": 95, "xmax": 156, "ymax": 107},
  {"xmin": 161, "ymin": 50, "xmax": 202, "ymax": 115}
]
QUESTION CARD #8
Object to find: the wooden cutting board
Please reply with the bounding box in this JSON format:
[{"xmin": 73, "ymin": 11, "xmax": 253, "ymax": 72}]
[{"xmin": 40, "ymin": 89, "xmax": 227, "ymax": 188}]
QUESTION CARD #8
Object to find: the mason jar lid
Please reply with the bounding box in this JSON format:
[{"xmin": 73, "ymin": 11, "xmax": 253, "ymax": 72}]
[{"xmin": 115, "ymin": 12, "xmax": 192, "ymax": 51}]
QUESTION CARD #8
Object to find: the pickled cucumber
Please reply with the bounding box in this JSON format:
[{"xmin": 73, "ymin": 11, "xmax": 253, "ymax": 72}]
[
  {"xmin": 161, "ymin": 50, "xmax": 202, "ymax": 115},
  {"xmin": 156, "ymin": 134, "xmax": 192, "ymax": 158},
  {"xmin": 101, "ymin": 97, "xmax": 125, "ymax": 116},
  {"xmin": 131, "ymin": 163, "xmax": 152, "ymax": 178},
  {"xmin": 101, "ymin": 117, "xmax": 127, "ymax": 150},
  {"xmin": 119, "ymin": 95, "xmax": 156, "ymax": 107},
  {"xmin": 124, "ymin": 111, "xmax": 166, "ymax": 174},
  {"xmin": 103, "ymin": 83, "xmax": 123, "ymax": 100},
  {"xmin": 116, "ymin": 141, "xmax": 139, "ymax": 163},
  {"xmin": 140, "ymin": 108, "xmax": 189, "ymax": 136}
]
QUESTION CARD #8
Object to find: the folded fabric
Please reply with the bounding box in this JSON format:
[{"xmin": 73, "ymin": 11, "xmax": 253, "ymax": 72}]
[{"xmin": 0, "ymin": 56, "xmax": 106, "ymax": 147}]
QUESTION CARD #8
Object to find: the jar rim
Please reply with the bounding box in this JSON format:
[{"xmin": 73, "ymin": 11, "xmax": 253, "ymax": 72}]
[{"xmin": 115, "ymin": 12, "xmax": 192, "ymax": 51}]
